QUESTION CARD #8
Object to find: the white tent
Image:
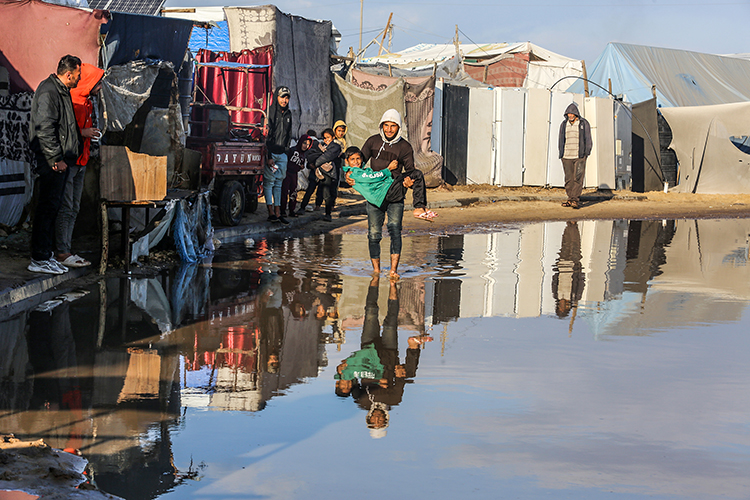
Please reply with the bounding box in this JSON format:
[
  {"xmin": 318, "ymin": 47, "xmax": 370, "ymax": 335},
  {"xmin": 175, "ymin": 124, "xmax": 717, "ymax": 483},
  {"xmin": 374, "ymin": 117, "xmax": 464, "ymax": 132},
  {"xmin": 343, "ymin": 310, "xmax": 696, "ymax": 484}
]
[
  {"xmin": 360, "ymin": 42, "xmax": 583, "ymax": 90},
  {"xmin": 567, "ymin": 43, "xmax": 750, "ymax": 107},
  {"xmin": 660, "ymin": 102, "xmax": 750, "ymax": 194}
]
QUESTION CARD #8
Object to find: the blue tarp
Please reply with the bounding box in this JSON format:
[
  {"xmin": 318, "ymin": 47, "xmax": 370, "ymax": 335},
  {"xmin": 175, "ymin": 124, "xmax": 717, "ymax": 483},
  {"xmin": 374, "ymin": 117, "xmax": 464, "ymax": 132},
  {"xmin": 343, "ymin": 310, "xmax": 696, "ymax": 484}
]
[
  {"xmin": 102, "ymin": 12, "xmax": 193, "ymax": 71},
  {"xmin": 567, "ymin": 43, "xmax": 750, "ymax": 107},
  {"xmin": 188, "ymin": 20, "xmax": 230, "ymax": 54}
]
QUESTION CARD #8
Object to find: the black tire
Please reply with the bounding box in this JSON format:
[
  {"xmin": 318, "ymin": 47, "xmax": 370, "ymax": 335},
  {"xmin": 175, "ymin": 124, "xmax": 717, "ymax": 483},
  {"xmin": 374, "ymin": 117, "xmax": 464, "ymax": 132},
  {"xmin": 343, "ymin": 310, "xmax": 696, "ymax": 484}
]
[
  {"xmin": 218, "ymin": 180, "xmax": 245, "ymax": 226},
  {"xmin": 244, "ymin": 178, "xmax": 259, "ymax": 214}
]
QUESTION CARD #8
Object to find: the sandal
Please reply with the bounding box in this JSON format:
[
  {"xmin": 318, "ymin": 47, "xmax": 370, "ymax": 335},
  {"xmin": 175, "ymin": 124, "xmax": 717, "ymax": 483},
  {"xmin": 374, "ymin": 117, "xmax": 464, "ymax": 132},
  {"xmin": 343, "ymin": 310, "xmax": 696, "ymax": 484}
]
[
  {"xmin": 61, "ymin": 254, "xmax": 91, "ymax": 268},
  {"xmin": 414, "ymin": 211, "xmax": 434, "ymax": 221},
  {"xmin": 562, "ymin": 201, "xmax": 572, "ymax": 207},
  {"xmin": 570, "ymin": 200, "xmax": 580, "ymax": 209}
]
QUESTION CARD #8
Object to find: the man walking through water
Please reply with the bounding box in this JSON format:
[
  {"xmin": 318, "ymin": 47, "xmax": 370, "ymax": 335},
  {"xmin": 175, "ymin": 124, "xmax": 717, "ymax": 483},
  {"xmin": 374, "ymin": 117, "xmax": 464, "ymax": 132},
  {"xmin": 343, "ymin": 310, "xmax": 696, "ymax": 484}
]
[
  {"xmin": 558, "ymin": 102, "xmax": 592, "ymax": 209},
  {"xmin": 352, "ymin": 109, "xmax": 435, "ymax": 279}
]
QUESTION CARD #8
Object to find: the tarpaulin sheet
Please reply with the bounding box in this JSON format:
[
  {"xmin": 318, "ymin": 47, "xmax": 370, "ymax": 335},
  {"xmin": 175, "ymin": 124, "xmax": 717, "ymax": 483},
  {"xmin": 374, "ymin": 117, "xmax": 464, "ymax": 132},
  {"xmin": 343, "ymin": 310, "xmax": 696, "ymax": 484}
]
[
  {"xmin": 661, "ymin": 101, "xmax": 750, "ymax": 194},
  {"xmin": 0, "ymin": 158, "xmax": 33, "ymax": 227},
  {"xmin": 225, "ymin": 6, "xmax": 332, "ymax": 137},
  {"xmin": 631, "ymin": 98, "xmax": 664, "ymax": 192},
  {"xmin": 0, "ymin": 93, "xmax": 33, "ymax": 164},
  {"xmin": 331, "ymin": 74, "xmax": 405, "ymax": 156},
  {"xmin": 100, "ymin": 60, "xmax": 172, "ymax": 132},
  {"xmin": 0, "ymin": 0, "xmax": 107, "ymax": 93},
  {"xmin": 102, "ymin": 12, "xmax": 193, "ymax": 72},
  {"xmin": 350, "ymin": 69, "xmax": 443, "ymax": 186},
  {"xmin": 567, "ymin": 43, "xmax": 750, "ymax": 107},
  {"xmin": 189, "ymin": 20, "xmax": 230, "ymax": 53},
  {"xmin": 194, "ymin": 47, "xmax": 273, "ymax": 130}
]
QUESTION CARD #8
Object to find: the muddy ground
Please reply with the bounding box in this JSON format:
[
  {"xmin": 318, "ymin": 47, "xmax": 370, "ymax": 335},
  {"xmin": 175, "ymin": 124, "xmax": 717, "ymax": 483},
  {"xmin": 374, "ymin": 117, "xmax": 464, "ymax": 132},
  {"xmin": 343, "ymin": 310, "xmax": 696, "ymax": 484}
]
[{"xmin": 326, "ymin": 188, "xmax": 750, "ymax": 236}]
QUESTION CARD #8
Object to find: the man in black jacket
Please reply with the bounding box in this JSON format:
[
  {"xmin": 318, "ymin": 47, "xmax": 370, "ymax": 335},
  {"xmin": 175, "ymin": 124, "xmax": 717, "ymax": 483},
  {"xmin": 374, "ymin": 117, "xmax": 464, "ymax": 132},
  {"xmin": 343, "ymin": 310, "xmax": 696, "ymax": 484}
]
[
  {"xmin": 28, "ymin": 55, "xmax": 82, "ymax": 275},
  {"xmin": 558, "ymin": 102, "xmax": 592, "ymax": 209},
  {"xmin": 264, "ymin": 86, "xmax": 292, "ymax": 224}
]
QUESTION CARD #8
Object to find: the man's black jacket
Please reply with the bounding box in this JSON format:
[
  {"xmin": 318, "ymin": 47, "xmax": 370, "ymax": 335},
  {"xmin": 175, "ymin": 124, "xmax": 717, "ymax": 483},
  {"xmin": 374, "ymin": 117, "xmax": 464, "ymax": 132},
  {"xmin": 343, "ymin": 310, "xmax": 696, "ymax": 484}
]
[{"xmin": 29, "ymin": 74, "xmax": 80, "ymax": 171}]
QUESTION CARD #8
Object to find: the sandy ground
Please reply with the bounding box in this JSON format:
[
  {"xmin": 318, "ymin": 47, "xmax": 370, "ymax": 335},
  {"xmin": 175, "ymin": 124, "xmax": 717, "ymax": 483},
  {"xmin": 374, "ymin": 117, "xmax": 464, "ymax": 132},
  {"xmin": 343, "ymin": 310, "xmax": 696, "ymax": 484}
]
[{"xmin": 327, "ymin": 188, "xmax": 750, "ymax": 236}]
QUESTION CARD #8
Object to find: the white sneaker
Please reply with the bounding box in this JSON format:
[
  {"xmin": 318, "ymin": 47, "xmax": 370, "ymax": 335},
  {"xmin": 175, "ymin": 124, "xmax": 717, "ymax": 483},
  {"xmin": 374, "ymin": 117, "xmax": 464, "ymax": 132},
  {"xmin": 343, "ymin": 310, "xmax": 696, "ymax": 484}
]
[
  {"xmin": 28, "ymin": 259, "xmax": 64, "ymax": 275},
  {"xmin": 50, "ymin": 257, "xmax": 69, "ymax": 274},
  {"xmin": 305, "ymin": 205, "xmax": 314, "ymax": 212}
]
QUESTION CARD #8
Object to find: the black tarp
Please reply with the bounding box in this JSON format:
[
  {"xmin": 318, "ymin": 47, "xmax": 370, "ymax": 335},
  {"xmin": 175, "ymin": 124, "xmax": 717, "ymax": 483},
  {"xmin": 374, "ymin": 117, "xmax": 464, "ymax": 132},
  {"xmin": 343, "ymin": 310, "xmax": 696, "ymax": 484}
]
[
  {"xmin": 102, "ymin": 12, "xmax": 193, "ymax": 72},
  {"xmin": 631, "ymin": 98, "xmax": 664, "ymax": 192},
  {"xmin": 441, "ymin": 84, "xmax": 469, "ymax": 185}
]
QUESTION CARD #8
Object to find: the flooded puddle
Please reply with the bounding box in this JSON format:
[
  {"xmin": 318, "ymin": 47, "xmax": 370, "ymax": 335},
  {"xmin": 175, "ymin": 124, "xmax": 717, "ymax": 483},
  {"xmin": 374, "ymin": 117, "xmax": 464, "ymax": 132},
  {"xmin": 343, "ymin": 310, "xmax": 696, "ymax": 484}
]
[{"xmin": 2, "ymin": 219, "xmax": 750, "ymax": 499}]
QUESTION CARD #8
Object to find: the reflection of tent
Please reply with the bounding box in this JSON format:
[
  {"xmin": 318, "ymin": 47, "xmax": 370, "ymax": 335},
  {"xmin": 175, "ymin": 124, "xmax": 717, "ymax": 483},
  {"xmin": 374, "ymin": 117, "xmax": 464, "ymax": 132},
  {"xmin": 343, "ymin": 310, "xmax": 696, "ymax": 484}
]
[
  {"xmin": 660, "ymin": 102, "xmax": 750, "ymax": 194},
  {"xmin": 567, "ymin": 43, "xmax": 750, "ymax": 107}
]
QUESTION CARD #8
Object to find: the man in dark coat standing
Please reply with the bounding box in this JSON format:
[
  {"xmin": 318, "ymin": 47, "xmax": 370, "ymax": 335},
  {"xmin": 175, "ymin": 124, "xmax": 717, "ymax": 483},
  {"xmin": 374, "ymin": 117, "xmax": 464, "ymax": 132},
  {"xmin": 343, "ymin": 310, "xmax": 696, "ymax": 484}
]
[
  {"xmin": 558, "ymin": 102, "xmax": 592, "ymax": 209},
  {"xmin": 265, "ymin": 86, "xmax": 293, "ymax": 224},
  {"xmin": 28, "ymin": 55, "xmax": 82, "ymax": 274}
]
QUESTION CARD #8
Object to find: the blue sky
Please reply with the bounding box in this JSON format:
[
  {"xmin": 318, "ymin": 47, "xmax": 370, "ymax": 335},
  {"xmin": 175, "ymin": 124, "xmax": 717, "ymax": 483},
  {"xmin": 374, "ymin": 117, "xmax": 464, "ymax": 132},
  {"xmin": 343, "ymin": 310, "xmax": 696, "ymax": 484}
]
[{"xmin": 164, "ymin": 0, "xmax": 750, "ymax": 64}]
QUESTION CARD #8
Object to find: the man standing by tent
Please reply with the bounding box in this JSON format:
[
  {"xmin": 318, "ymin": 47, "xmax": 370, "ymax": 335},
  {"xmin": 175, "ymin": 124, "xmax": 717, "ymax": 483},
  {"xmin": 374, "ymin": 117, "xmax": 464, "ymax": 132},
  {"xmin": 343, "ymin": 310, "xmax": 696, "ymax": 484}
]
[
  {"xmin": 558, "ymin": 103, "xmax": 592, "ymax": 209},
  {"xmin": 28, "ymin": 55, "xmax": 82, "ymax": 275},
  {"xmin": 265, "ymin": 86, "xmax": 292, "ymax": 224}
]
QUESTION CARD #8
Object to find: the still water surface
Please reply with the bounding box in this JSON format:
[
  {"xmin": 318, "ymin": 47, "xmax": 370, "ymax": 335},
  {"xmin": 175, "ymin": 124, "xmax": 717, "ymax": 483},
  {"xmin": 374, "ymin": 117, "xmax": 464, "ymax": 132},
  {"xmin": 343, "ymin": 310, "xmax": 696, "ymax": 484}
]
[{"xmin": 2, "ymin": 218, "xmax": 750, "ymax": 499}]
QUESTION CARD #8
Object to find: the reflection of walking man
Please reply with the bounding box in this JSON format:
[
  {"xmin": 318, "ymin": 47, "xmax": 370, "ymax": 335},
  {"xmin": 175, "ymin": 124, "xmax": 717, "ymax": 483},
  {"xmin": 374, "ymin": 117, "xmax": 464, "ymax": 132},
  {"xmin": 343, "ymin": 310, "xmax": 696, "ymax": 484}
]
[
  {"xmin": 335, "ymin": 276, "xmax": 431, "ymax": 438},
  {"xmin": 558, "ymin": 103, "xmax": 592, "ymax": 209},
  {"xmin": 552, "ymin": 221, "xmax": 586, "ymax": 319}
]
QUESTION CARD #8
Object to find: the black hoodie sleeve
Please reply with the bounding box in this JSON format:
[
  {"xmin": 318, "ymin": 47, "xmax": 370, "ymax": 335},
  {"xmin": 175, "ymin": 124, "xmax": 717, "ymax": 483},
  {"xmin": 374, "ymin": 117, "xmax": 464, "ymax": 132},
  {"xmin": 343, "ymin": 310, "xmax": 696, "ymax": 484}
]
[{"xmin": 314, "ymin": 142, "xmax": 342, "ymax": 168}]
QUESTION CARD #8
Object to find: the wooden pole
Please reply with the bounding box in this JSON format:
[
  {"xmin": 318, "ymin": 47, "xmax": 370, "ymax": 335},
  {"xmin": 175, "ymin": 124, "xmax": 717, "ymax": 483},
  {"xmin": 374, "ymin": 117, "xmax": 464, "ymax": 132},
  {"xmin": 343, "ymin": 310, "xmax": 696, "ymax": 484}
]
[
  {"xmin": 377, "ymin": 13, "xmax": 393, "ymax": 56},
  {"xmin": 608, "ymin": 78, "xmax": 612, "ymax": 95},
  {"xmin": 581, "ymin": 60, "xmax": 589, "ymax": 97},
  {"xmin": 358, "ymin": 0, "xmax": 363, "ymax": 57}
]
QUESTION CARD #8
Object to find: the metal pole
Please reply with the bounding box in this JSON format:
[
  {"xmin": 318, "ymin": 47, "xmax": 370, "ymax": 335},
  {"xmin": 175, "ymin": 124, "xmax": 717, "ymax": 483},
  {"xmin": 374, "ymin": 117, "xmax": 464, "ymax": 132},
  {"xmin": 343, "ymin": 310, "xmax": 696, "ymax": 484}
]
[{"xmin": 359, "ymin": 0, "xmax": 364, "ymax": 58}]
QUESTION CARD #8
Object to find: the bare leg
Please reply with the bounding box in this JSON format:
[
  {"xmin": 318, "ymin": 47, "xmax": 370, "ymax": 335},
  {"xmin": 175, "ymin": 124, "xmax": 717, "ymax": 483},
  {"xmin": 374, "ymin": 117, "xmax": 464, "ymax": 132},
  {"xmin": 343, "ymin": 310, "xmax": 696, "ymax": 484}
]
[
  {"xmin": 389, "ymin": 253, "xmax": 400, "ymax": 280},
  {"xmin": 371, "ymin": 258, "xmax": 381, "ymax": 274},
  {"xmin": 267, "ymin": 204, "xmax": 274, "ymax": 217}
]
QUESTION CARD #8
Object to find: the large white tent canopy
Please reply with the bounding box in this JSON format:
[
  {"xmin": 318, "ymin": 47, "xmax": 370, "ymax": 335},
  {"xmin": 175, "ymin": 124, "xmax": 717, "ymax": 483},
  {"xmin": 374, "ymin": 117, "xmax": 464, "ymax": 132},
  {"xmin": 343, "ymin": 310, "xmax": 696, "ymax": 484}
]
[{"xmin": 568, "ymin": 43, "xmax": 750, "ymax": 107}]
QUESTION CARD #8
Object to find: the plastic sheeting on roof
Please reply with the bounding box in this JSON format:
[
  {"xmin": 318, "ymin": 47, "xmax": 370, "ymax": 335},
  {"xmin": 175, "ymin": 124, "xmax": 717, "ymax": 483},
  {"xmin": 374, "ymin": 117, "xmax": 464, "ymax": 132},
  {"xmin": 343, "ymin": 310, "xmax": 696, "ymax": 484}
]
[
  {"xmin": 360, "ymin": 42, "xmax": 582, "ymax": 89},
  {"xmin": 102, "ymin": 12, "xmax": 193, "ymax": 71},
  {"xmin": 567, "ymin": 43, "xmax": 750, "ymax": 107},
  {"xmin": 162, "ymin": 7, "xmax": 230, "ymax": 53}
]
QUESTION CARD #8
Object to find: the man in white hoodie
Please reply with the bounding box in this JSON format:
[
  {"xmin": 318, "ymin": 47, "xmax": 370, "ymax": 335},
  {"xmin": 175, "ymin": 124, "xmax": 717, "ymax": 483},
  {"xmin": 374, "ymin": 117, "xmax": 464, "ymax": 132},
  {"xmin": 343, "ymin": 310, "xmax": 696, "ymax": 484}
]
[{"xmin": 354, "ymin": 109, "xmax": 434, "ymax": 278}]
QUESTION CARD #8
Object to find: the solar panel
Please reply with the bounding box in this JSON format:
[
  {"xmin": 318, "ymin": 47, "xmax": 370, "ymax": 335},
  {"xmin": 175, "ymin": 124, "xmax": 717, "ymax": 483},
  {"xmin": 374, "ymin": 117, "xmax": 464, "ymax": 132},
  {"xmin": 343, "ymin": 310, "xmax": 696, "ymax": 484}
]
[{"xmin": 88, "ymin": 0, "xmax": 165, "ymax": 16}]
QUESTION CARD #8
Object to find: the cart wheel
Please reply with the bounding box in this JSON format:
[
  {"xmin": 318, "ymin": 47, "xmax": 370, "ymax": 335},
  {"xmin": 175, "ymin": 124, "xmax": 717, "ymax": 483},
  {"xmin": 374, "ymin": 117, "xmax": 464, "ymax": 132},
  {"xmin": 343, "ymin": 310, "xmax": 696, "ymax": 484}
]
[
  {"xmin": 218, "ymin": 181, "xmax": 245, "ymax": 226},
  {"xmin": 244, "ymin": 178, "xmax": 260, "ymax": 214}
]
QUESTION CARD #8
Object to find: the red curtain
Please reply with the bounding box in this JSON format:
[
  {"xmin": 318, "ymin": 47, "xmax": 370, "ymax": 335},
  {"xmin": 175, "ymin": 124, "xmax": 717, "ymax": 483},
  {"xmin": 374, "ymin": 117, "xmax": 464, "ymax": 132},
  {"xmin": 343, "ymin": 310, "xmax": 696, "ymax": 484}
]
[{"xmin": 193, "ymin": 47, "xmax": 273, "ymax": 133}]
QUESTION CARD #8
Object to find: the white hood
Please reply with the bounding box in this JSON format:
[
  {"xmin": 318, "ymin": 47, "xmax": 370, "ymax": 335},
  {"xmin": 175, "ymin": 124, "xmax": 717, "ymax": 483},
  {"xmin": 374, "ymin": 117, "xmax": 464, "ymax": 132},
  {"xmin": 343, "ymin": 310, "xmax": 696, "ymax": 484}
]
[{"xmin": 378, "ymin": 108, "xmax": 403, "ymax": 145}]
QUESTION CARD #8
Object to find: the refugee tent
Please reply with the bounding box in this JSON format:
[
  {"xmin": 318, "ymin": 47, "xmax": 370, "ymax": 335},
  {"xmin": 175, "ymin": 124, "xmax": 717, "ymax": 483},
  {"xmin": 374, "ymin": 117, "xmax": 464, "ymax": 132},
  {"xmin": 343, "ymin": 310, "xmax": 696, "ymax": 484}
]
[
  {"xmin": 360, "ymin": 42, "xmax": 583, "ymax": 90},
  {"xmin": 660, "ymin": 102, "xmax": 750, "ymax": 194},
  {"xmin": 224, "ymin": 5, "xmax": 333, "ymax": 137},
  {"xmin": 567, "ymin": 43, "xmax": 750, "ymax": 107},
  {"xmin": 0, "ymin": 0, "xmax": 106, "ymax": 93},
  {"xmin": 0, "ymin": 0, "xmax": 106, "ymax": 227}
]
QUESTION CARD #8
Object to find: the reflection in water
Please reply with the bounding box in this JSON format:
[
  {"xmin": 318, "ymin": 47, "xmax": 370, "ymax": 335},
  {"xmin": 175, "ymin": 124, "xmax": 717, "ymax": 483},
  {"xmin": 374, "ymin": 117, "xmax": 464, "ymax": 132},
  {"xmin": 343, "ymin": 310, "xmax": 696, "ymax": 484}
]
[
  {"xmin": 552, "ymin": 221, "xmax": 586, "ymax": 321},
  {"xmin": 335, "ymin": 277, "xmax": 431, "ymax": 438},
  {"xmin": 1, "ymin": 221, "xmax": 750, "ymax": 498}
]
